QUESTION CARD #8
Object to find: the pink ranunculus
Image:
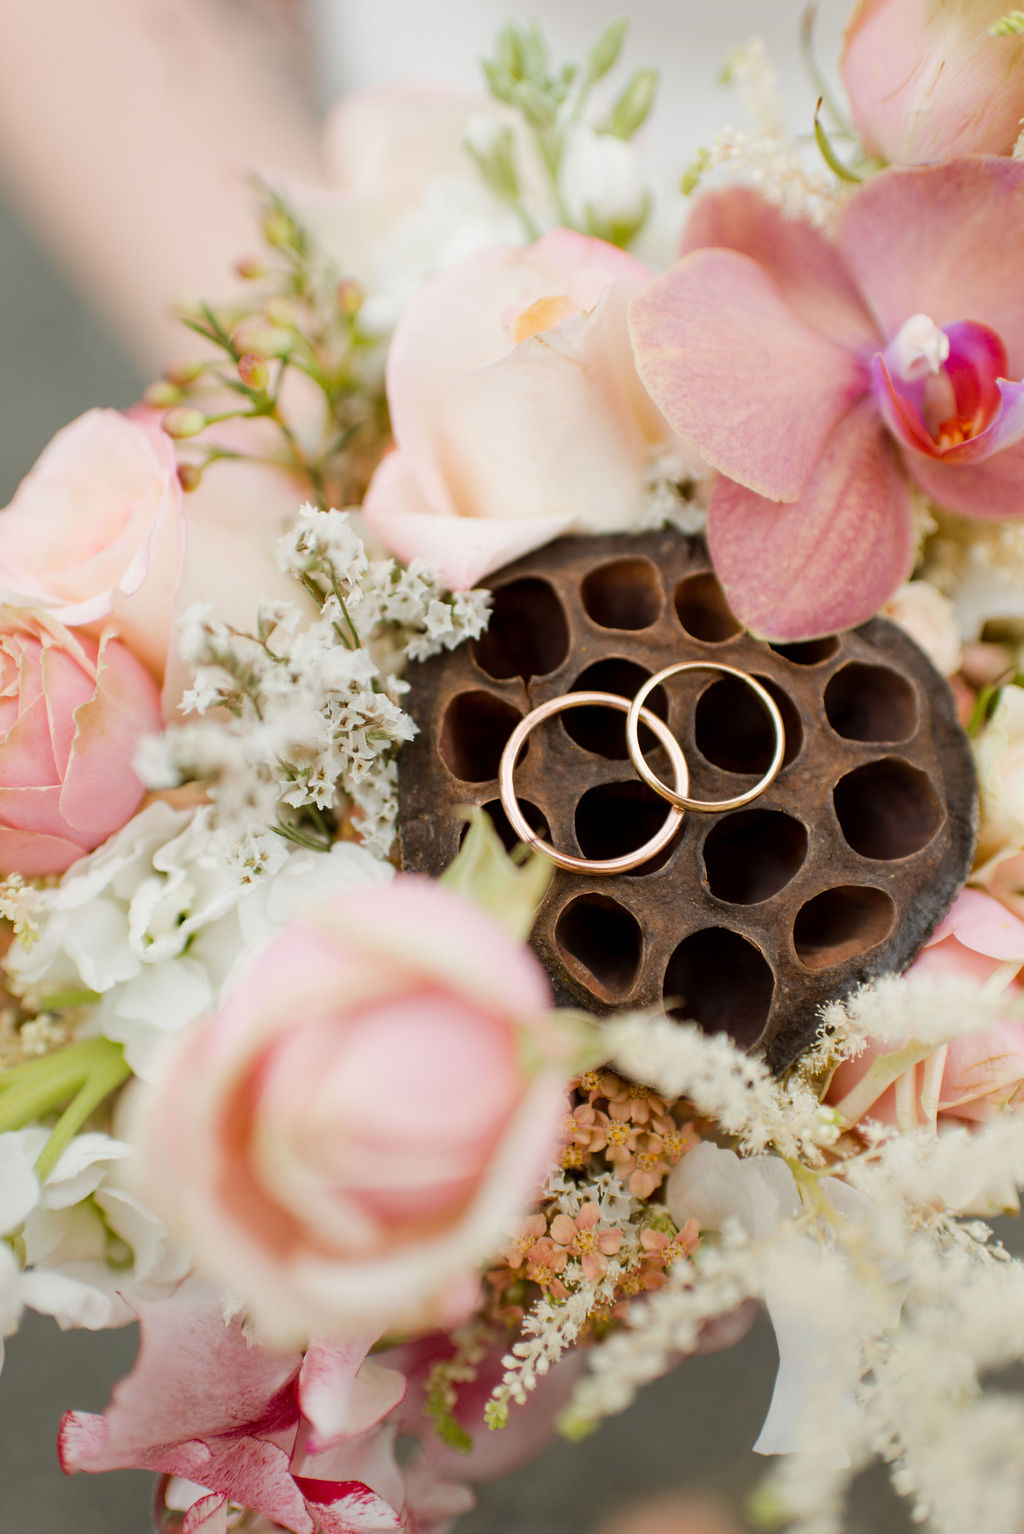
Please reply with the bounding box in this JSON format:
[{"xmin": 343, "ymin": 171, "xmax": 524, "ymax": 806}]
[
  {"xmin": 134, "ymin": 877, "xmax": 572, "ymax": 1347},
  {"xmin": 629, "ymin": 162, "xmax": 1024, "ymax": 639},
  {"xmin": 61, "ymin": 1284, "xmax": 411, "ymax": 1534},
  {"xmin": 362, "ymin": 228, "xmax": 676, "ymax": 591},
  {"xmin": 0, "ymin": 409, "xmax": 186, "ymax": 682},
  {"xmin": 842, "ymin": 0, "xmax": 1024, "ymax": 165},
  {"xmin": 827, "ymin": 889, "xmax": 1024, "ymax": 1132},
  {"xmin": 0, "ymin": 610, "xmax": 162, "ymax": 877}
]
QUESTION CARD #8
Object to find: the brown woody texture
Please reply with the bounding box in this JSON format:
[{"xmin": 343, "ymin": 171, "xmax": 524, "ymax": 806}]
[{"xmin": 397, "ymin": 532, "xmax": 977, "ymax": 1073}]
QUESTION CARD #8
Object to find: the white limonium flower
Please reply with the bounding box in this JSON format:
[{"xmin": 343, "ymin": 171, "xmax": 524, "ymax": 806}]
[
  {"xmin": 4, "ymin": 801, "xmax": 393, "ymax": 1078},
  {"xmin": 160, "ymin": 507, "xmax": 489, "ymax": 862},
  {"xmin": 0, "ymin": 1129, "xmax": 189, "ymax": 1331}
]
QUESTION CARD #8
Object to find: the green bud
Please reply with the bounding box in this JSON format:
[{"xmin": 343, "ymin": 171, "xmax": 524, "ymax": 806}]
[
  {"xmin": 680, "ymin": 146, "xmax": 711, "ymax": 197},
  {"xmin": 230, "ymin": 322, "xmax": 293, "ymax": 359},
  {"xmin": 584, "ymin": 18, "xmax": 629, "ymax": 84},
  {"xmin": 605, "ymin": 67, "xmax": 659, "ymax": 139},
  {"xmin": 164, "ymin": 359, "xmax": 205, "ymax": 386},
  {"xmin": 162, "ymin": 407, "xmax": 206, "ymax": 440},
  {"xmin": 482, "ymin": 58, "xmax": 518, "ymax": 106},
  {"xmin": 262, "ymin": 206, "xmax": 296, "ymax": 250},
  {"xmin": 463, "ymin": 119, "xmax": 521, "ymax": 203},
  {"xmin": 513, "ymin": 79, "xmax": 558, "ymax": 130},
  {"xmin": 142, "ymin": 380, "xmax": 181, "ymax": 409},
  {"xmin": 234, "ymin": 255, "xmax": 266, "ymax": 281},
  {"xmin": 519, "ymin": 23, "xmax": 549, "ymax": 84},
  {"xmin": 336, "ymin": 278, "xmax": 363, "ymax": 317},
  {"xmin": 265, "ymin": 295, "xmax": 300, "ymax": 328},
  {"xmin": 495, "ymin": 22, "xmax": 525, "ymax": 78},
  {"xmin": 237, "ymin": 353, "xmax": 270, "ymax": 390}
]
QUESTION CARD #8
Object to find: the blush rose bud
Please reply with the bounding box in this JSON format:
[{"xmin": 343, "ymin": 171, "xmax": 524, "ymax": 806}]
[{"xmin": 133, "ymin": 877, "xmax": 578, "ymax": 1348}]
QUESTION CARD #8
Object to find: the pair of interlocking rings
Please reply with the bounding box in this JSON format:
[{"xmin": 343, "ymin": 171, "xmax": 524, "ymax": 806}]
[{"xmin": 497, "ymin": 661, "xmax": 786, "ymax": 876}]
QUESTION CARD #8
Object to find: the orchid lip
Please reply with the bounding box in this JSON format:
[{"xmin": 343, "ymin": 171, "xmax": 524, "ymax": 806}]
[{"xmin": 872, "ymin": 316, "xmax": 1019, "ymax": 463}]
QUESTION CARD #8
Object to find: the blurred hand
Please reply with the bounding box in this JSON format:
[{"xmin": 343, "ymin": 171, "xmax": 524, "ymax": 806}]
[{"xmin": 597, "ymin": 1491, "xmax": 742, "ymax": 1534}]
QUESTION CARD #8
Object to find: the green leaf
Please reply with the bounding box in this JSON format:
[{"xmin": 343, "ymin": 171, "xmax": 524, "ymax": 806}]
[
  {"xmin": 440, "ymin": 808, "xmax": 552, "ymax": 942},
  {"xmin": 813, "ymin": 100, "xmax": 863, "ymax": 183},
  {"xmin": 584, "ymin": 18, "xmax": 629, "ymax": 84},
  {"xmin": 604, "ymin": 68, "xmax": 659, "ymax": 139}
]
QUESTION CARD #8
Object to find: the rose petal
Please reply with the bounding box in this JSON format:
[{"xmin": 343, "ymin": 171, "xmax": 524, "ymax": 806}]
[
  {"xmin": 629, "ymin": 248, "xmax": 868, "ymax": 501},
  {"xmin": 387, "ymin": 231, "xmax": 651, "ymax": 519},
  {"xmin": 680, "ymin": 184, "xmax": 879, "ymax": 350},
  {"xmin": 840, "ymin": 160, "xmax": 1024, "ymax": 377},
  {"xmin": 59, "ymin": 632, "xmax": 160, "ymax": 842},
  {"xmin": 707, "ymin": 400, "xmax": 914, "ymax": 639},
  {"xmin": 58, "ymin": 1286, "xmax": 301, "ymax": 1474},
  {"xmin": 926, "ymin": 887, "xmax": 1024, "ymax": 961},
  {"xmin": 298, "ymin": 1339, "xmax": 406, "ymax": 1453},
  {"xmin": 182, "ymin": 1494, "xmax": 228, "ymax": 1534},
  {"xmin": 362, "ymin": 450, "xmax": 573, "ymax": 590}
]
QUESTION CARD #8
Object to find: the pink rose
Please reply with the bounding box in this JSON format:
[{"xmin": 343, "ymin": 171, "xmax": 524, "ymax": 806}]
[
  {"xmin": 363, "ymin": 228, "xmax": 675, "ymax": 590},
  {"xmin": 0, "ymin": 409, "xmax": 185, "ymax": 683},
  {"xmin": 0, "ymin": 610, "xmax": 162, "ymax": 876},
  {"xmin": 842, "ymin": 0, "xmax": 1024, "ymax": 165},
  {"xmin": 136, "ymin": 877, "xmax": 572, "ymax": 1346},
  {"xmin": 827, "ymin": 889, "xmax": 1024, "ymax": 1131}
]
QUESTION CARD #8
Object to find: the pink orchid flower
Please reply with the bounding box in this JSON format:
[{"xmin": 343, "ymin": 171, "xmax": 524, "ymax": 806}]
[
  {"xmin": 629, "ymin": 161, "xmax": 1024, "ymax": 639},
  {"xmin": 60, "ymin": 1285, "xmax": 410, "ymax": 1534}
]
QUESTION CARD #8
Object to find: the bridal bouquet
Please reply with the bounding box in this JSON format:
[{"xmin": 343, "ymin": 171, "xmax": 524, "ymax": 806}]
[{"xmin": 5, "ymin": 5, "xmax": 1024, "ymax": 1531}]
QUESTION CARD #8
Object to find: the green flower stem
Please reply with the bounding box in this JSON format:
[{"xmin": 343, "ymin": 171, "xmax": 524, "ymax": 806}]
[
  {"xmin": 33, "ymin": 1048, "xmax": 131, "ymax": 1182},
  {"xmin": 0, "ymin": 1038, "xmax": 126, "ymax": 1137}
]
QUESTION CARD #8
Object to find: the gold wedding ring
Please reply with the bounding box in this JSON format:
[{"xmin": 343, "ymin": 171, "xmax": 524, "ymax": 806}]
[
  {"xmin": 498, "ymin": 691, "xmax": 689, "ymax": 875},
  {"xmin": 626, "ymin": 662, "xmax": 785, "ymax": 813}
]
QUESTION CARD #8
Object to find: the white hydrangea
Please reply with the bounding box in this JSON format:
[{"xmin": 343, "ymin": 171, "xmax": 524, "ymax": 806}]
[
  {"xmin": 4, "ymin": 801, "xmax": 394, "ymax": 1079},
  {"xmin": 0, "ymin": 1129, "xmax": 189, "ymax": 1331}
]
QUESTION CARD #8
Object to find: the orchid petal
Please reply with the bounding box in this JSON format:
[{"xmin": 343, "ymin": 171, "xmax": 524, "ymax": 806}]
[
  {"xmin": 904, "ymin": 434, "xmax": 1024, "ymax": 521},
  {"xmin": 707, "ymin": 401, "xmax": 914, "ymax": 640},
  {"xmin": 840, "ymin": 159, "xmax": 1024, "ymax": 377},
  {"xmin": 681, "ymin": 184, "xmax": 879, "ymax": 350},
  {"xmin": 629, "ymin": 248, "xmax": 868, "ymax": 502}
]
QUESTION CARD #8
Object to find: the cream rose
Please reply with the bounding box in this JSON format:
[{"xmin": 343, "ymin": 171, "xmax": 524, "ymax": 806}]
[
  {"xmin": 362, "ymin": 228, "xmax": 675, "ymax": 589},
  {"xmin": 0, "ymin": 410, "xmax": 185, "ymax": 682}
]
